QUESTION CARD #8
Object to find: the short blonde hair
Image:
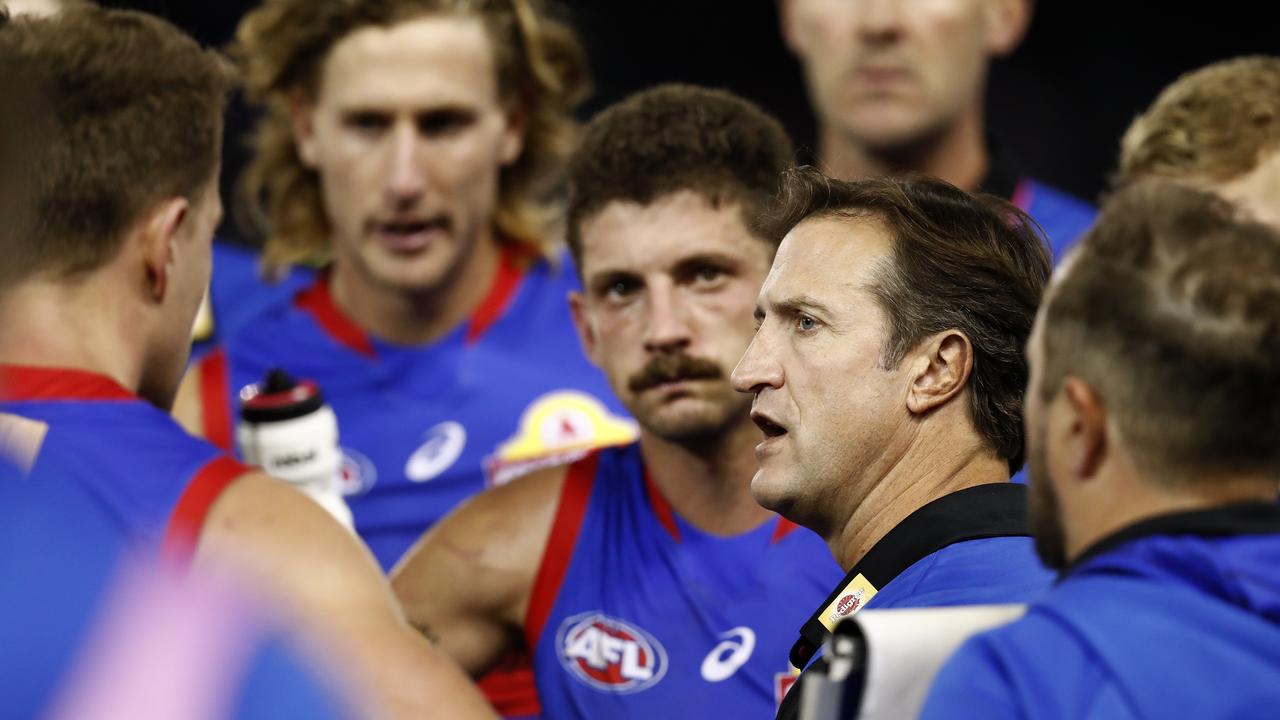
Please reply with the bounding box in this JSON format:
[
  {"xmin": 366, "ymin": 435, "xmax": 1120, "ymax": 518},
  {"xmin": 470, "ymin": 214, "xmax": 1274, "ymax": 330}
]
[
  {"xmin": 234, "ymin": 0, "xmax": 589, "ymax": 269},
  {"xmin": 1118, "ymin": 56, "xmax": 1280, "ymax": 185}
]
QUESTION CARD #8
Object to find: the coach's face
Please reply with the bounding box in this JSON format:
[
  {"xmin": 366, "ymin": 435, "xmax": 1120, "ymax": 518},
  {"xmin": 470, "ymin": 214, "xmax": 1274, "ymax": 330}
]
[
  {"xmin": 732, "ymin": 215, "xmax": 913, "ymax": 533},
  {"xmin": 294, "ymin": 16, "xmax": 521, "ymax": 295},
  {"xmin": 571, "ymin": 191, "xmax": 772, "ymax": 444}
]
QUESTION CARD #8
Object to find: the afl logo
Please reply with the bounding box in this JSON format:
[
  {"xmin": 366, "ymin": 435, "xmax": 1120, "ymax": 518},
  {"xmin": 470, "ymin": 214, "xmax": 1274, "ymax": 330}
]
[{"xmin": 557, "ymin": 612, "xmax": 668, "ymax": 694}]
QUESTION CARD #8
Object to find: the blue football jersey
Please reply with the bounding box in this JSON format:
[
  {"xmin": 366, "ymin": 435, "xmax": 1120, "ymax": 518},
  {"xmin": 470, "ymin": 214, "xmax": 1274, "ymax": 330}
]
[
  {"xmin": 0, "ymin": 456, "xmax": 351, "ymax": 720},
  {"xmin": 195, "ymin": 245, "xmax": 635, "ymax": 570},
  {"xmin": 0, "ymin": 365, "xmax": 250, "ymax": 560},
  {"xmin": 527, "ymin": 444, "xmax": 844, "ymax": 718},
  {"xmin": 1011, "ymin": 178, "xmax": 1097, "ymax": 262}
]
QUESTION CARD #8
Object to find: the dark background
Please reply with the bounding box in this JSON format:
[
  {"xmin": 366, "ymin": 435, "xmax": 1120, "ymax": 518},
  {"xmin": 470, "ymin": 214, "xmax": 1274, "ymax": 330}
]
[{"xmin": 101, "ymin": 1, "xmax": 1278, "ymax": 241}]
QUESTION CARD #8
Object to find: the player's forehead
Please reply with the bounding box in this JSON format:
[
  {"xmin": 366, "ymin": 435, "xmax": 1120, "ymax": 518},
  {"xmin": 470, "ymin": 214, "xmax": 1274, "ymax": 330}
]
[
  {"xmin": 759, "ymin": 215, "xmax": 889, "ymax": 310},
  {"xmin": 316, "ymin": 15, "xmax": 500, "ymax": 110},
  {"xmin": 578, "ymin": 191, "xmax": 768, "ymax": 279}
]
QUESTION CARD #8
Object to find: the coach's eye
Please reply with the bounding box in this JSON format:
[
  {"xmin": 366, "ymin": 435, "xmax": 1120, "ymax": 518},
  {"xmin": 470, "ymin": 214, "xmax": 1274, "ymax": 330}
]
[{"xmin": 796, "ymin": 315, "xmax": 817, "ymax": 332}]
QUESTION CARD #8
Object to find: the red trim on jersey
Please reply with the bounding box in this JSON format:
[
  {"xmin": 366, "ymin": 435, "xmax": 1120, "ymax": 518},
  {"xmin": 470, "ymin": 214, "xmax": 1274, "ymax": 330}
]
[
  {"xmin": 643, "ymin": 467, "xmax": 682, "ymax": 542},
  {"xmin": 198, "ymin": 350, "xmax": 234, "ymax": 452},
  {"xmin": 476, "ymin": 655, "xmax": 541, "ymax": 717},
  {"xmin": 771, "ymin": 517, "xmax": 800, "ymax": 544},
  {"xmin": 1011, "ymin": 179, "xmax": 1034, "ymax": 213},
  {"xmin": 465, "ymin": 244, "xmax": 529, "ymax": 346},
  {"xmin": 525, "ymin": 452, "xmax": 600, "ymax": 651},
  {"xmin": 0, "ymin": 365, "xmax": 135, "ymax": 401},
  {"xmin": 293, "ymin": 273, "xmax": 376, "ymax": 357},
  {"xmin": 161, "ymin": 455, "xmax": 251, "ymax": 566}
]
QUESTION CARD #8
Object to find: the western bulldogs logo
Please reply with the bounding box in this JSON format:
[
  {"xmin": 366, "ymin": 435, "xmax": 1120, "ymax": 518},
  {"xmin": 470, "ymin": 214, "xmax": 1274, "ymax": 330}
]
[{"xmin": 557, "ymin": 612, "xmax": 668, "ymax": 694}]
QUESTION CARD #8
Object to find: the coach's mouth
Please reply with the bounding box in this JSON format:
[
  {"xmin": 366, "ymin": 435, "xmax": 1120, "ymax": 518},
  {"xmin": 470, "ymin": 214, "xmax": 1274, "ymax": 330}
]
[{"xmin": 751, "ymin": 411, "xmax": 787, "ymax": 439}]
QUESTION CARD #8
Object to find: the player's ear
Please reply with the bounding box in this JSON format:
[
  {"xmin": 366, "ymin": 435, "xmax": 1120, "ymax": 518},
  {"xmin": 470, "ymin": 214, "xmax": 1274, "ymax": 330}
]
[
  {"xmin": 290, "ymin": 90, "xmax": 321, "ymax": 169},
  {"xmin": 569, "ymin": 291, "xmax": 602, "ymax": 368},
  {"xmin": 905, "ymin": 330, "xmax": 974, "ymax": 415},
  {"xmin": 139, "ymin": 196, "xmax": 190, "ymax": 303}
]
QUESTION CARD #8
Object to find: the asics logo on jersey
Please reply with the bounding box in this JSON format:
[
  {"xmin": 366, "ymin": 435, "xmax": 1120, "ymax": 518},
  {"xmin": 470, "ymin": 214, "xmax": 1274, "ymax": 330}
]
[
  {"xmin": 404, "ymin": 421, "xmax": 467, "ymax": 483},
  {"xmin": 557, "ymin": 612, "xmax": 668, "ymax": 694},
  {"xmin": 700, "ymin": 626, "xmax": 757, "ymax": 682}
]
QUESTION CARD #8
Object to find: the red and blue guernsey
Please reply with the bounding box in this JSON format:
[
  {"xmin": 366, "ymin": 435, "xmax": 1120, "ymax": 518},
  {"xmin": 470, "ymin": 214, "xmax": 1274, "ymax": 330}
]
[
  {"xmin": 0, "ymin": 365, "xmax": 251, "ymax": 562},
  {"xmin": 194, "ymin": 245, "xmax": 636, "ymax": 570},
  {"xmin": 525, "ymin": 444, "xmax": 845, "ymax": 718}
]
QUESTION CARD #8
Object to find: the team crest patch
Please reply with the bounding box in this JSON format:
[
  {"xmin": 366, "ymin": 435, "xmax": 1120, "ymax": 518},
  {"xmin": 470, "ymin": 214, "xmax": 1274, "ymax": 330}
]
[
  {"xmin": 486, "ymin": 391, "xmax": 637, "ymax": 486},
  {"xmin": 556, "ymin": 612, "xmax": 667, "ymax": 694}
]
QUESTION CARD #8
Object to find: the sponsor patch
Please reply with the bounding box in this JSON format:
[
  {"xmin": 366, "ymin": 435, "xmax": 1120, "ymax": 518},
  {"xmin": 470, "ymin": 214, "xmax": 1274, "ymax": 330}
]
[
  {"xmin": 819, "ymin": 573, "xmax": 878, "ymax": 631},
  {"xmin": 557, "ymin": 612, "xmax": 667, "ymax": 694}
]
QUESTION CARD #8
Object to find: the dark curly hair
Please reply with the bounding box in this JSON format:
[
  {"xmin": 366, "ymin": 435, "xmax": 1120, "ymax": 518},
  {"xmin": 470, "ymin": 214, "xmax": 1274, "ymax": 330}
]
[{"xmin": 565, "ymin": 84, "xmax": 794, "ymax": 269}]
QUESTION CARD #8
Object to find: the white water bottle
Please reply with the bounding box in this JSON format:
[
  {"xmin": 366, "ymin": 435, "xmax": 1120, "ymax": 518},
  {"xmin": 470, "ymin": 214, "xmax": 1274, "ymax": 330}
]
[{"xmin": 236, "ymin": 369, "xmax": 355, "ymax": 531}]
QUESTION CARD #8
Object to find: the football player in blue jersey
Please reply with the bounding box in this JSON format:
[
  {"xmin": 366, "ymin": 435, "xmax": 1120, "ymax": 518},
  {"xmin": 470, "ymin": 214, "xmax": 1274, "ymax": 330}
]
[
  {"xmin": 172, "ymin": 2, "xmax": 628, "ymax": 714},
  {"xmin": 1117, "ymin": 55, "xmax": 1280, "ymax": 230},
  {"xmin": 778, "ymin": 0, "xmax": 1095, "ymax": 258},
  {"xmin": 392, "ymin": 85, "xmax": 846, "ymax": 719},
  {"xmin": 922, "ymin": 181, "xmax": 1280, "ymax": 720},
  {"xmin": 0, "ymin": 8, "xmax": 492, "ymax": 719},
  {"xmin": 731, "ymin": 168, "xmax": 1056, "ymax": 719}
]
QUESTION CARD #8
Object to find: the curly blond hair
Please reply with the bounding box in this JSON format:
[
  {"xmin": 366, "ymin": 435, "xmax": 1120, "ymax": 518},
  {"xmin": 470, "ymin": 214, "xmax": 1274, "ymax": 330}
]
[
  {"xmin": 233, "ymin": 0, "xmax": 589, "ymax": 269},
  {"xmin": 1118, "ymin": 56, "xmax": 1280, "ymax": 186}
]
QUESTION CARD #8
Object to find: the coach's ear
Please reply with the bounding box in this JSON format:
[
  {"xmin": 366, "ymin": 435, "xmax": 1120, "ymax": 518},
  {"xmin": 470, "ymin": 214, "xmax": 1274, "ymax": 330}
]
[
  {"xmin": 290, "ymin": 91, "xmax": 321, "ymax": 169},
  {"xmin": 140, "ymin": 196, "xmax": 191, "ymax": 303},
  {"xmin": 568, "ymin": 291, "xmax": 602, "ymax": 368},
  {"xmin": 905, "ymin": 330, "xmax": 974, "ymax": 415}
]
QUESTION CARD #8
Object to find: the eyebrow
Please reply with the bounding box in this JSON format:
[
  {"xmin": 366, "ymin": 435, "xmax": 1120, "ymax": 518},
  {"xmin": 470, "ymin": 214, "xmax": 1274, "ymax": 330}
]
[{"xmin": 756, "ymin": 294, "xmax": 834, "ymax": 323}]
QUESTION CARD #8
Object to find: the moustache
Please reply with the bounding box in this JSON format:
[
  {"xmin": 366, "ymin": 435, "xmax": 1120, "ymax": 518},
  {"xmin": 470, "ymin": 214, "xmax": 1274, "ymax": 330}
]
[{"xmin": 627, "ymin": 353, "xmax": 724, "ymax": 394}]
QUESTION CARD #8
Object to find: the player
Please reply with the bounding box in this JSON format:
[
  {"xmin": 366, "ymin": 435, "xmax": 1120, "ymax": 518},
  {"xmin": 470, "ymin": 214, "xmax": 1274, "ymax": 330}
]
[
  {"xmin": 922, "ymin": 181, "xmax": 1280, "ymax": 720},
  {"xmin": 0, "ymin": 9, "xmax": 492, "ymax": 718},
  {"xmin": 392, "ymin": 85, "xmax": 845, "ymax": 718}
]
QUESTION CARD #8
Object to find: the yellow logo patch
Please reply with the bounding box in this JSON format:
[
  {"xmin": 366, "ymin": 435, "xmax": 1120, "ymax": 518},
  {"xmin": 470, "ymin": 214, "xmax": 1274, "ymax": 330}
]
[
  {"xmin": 819, "ymin": 573, "xmax": 879, "ymax": 631},
  {"xmin": 486, "ymin": 391, "xmax": 638, "ymax": 486}
]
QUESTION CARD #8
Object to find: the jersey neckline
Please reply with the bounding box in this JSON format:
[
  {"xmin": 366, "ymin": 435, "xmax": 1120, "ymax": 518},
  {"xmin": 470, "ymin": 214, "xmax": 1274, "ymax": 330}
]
[
  {"xmin": 0, "ymin": 364, "xmax": 136, "ymax": 402},
  {"xmin": 292, "ymin": 242, "xmax": 533, "ymax": 358}
]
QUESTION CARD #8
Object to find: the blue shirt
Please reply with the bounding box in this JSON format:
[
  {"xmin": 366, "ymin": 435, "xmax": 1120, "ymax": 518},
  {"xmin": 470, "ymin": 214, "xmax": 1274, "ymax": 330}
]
[
  {"xmin": 529, "ymin": 444, "xmax": 844, "ymax": 719},
  {"xmin": 922, "ymin": 503, "xmax": 1280, "ymax": 720},
  {"xmin": 777, "ymin": 483, "xmax": 1053, "ymax": 720}
]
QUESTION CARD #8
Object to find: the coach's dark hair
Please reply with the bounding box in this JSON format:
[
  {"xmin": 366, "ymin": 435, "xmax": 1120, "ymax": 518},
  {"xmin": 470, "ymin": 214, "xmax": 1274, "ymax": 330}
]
[
  {"xmin": 0, "ymin": 6, "xmax": 234, "ymax": 283},
  {"xmin": 762, "ymin": 167, "xmax": 1051, "ymax": 472},
  {"xmin": 566, "ymin": 84, "xmax": 794, "ymax": 270},
  {"xmin": 1041, "ymin": 181, "xmax": 1280, "ymax": 479}
]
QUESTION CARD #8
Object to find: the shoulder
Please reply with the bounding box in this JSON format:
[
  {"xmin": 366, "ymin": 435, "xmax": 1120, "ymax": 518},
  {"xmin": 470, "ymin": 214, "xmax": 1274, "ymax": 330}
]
[
  {"xmin": 920, "ymin": 608, "xmax": 1094, "ymax": 719},
  {"xmin": 877, "ymin": 537, "xmax": 1053, "ymax": 608}
]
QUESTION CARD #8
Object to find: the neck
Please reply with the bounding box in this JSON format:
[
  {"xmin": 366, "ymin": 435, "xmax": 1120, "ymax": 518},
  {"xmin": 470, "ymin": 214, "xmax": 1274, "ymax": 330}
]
[
  {"xmin": 329, "ymin": 227, "xmax": 502, "ymax": 346},
  {"xmin": 640, "ymin": 416, "xmax": 773, "ymax": 537},
  {"xmin": 0, "ymin": 276, "xmax": 144, "ymax": 393},
  {"xmin": 1066, "ymin": 471, "xmax": 1280, "ymax": 564},
  {"xmin": 818, "ymin": 104, "xmax": 989, "ymax": 191},
  {"xmin": 827, "ymin": 432, "xmax": 1008, "ymax": 570}
]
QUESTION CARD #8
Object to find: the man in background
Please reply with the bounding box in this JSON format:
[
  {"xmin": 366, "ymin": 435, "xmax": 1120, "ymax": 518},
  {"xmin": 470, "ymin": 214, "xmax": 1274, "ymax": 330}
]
[{"xmin": 779, "ymin": 0, "xmax": 1095, "ymax": 257}]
